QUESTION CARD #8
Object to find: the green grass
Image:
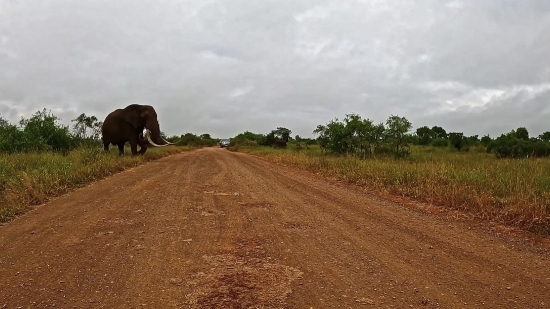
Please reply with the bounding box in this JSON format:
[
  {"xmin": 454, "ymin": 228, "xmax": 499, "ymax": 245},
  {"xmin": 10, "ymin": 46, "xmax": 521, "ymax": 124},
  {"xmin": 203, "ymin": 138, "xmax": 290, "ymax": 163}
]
[
  {"xmin": 0, "ymin": 146, "xmax": 196, "ymax": 222},
  {"xmin": 232, "ymin": 144, "xmax": 550, "ymax": 234}
]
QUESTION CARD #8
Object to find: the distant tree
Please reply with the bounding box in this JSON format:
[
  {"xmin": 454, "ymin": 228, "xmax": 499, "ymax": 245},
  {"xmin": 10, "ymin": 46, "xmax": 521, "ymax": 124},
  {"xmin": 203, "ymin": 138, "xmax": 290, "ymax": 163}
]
[
  {"xmin": 357, "ymin": 118, "xmax": 375, "ymax": 156},
  {"xmin": 515, "ymin": 127, "xmax": 529, "ymax": 141},
  {"xmin": 385, "ymin": 115, "xmax": 412, "ymax": 157},
  {"xmin": 415, "ymin": 126, "xmax": 436, "ymax": 145},
  {"xmin": 72, "ymin": 113, "xmax": 100, "ymax": 140},
  {"xmin": 313, "ymin": 124, "xmax": 330, "ymax": 152},
  {"xmin": 0, "ymin": 116, "xmax": 27, "ymax": 153},
  {"xmin": 448, "ymin": 132, "xmax": 467, "ymax": 151},
  {"xmin": 431, "ymin": 126, "xmax": 448, "ymax": 139},
  {"xmin": 466, "ymin": 135, "xmax": 480, "ymax": 146},
  {"xmin": 275, "ymin": 127, "xmax": 292, "ymax": 143},
  {"xmin": 257, "ymin": 127, "xmax": 293, "ymax": 148},
  {"xmin": 539, "ymin": 131, "xmax": 550, "ymax": 142},
  {"xmin": 480, "ymin": 134, "xmax": 492, "ymax": 147},
  {"xmin": 371, "ymin": 123, "xmax": 385, "ymax": 154}
]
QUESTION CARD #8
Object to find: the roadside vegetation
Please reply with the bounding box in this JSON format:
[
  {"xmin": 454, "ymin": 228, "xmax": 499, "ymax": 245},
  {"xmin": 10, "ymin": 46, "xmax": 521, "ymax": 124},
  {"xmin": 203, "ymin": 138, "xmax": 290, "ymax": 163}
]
[
  {"xmin": 0, "ymin": 109, "xmax": 215, "ymax": 222},
  {"xmin": 229, "ymin": 113, "xmax": 550, "ymax": 234}
]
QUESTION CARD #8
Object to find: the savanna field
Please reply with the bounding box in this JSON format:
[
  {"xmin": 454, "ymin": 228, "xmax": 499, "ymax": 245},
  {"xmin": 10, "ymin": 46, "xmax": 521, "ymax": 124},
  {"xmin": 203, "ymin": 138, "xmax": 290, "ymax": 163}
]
[{"xmin": 231, "ymin": 144, "xmax": 550, "ymax": 234}]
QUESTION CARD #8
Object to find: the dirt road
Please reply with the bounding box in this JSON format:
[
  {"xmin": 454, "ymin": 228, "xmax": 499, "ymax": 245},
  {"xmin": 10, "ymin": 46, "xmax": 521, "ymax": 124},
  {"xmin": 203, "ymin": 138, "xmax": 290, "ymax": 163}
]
[{"xmin": 1, "ymin": 148, "xmax": 549, "ymax": 308}]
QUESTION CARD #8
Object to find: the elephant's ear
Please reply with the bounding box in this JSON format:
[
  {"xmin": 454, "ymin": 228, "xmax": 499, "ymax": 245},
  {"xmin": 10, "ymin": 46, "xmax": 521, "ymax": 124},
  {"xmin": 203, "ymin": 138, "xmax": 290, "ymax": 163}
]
[{"xmin": 124, "ymin": 110, "xmax": 140, "ymax": 128}]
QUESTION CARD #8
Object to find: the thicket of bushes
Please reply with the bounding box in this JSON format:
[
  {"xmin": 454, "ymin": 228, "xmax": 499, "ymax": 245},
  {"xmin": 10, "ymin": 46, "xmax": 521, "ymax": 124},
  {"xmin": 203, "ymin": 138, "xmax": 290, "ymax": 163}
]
[{"xmin": 0, "ymin": 109, "xmax": 105, "ymax": 154}]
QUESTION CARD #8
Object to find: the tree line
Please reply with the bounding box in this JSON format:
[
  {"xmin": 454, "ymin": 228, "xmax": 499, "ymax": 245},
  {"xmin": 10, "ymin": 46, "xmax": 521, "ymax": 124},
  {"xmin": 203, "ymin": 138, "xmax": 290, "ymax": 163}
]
[
  {"xmin": 230, "ymin": 113, "xmax": 550, "ymax": 159},
  {"xmin": 3, "ymin": 108, "xmax": 549, "ymax": 159}
]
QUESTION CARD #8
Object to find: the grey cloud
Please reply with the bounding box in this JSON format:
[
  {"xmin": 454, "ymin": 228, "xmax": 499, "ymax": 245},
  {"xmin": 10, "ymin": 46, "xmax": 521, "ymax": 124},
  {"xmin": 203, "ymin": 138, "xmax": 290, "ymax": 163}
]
[{"xmin": 0, "ymin": 0, "xmax": 549, "ymax": 139}]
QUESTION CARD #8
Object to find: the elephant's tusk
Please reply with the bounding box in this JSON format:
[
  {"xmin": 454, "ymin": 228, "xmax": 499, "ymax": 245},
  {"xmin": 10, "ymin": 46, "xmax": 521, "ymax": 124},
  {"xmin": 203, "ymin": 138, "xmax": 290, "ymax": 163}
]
[
  {"xmin": 160, "ymin": 136, "xmax": 176, "ymax": 145},
  {"xmin": 146, "ymin": 130, "xmax": 169, "ymax": 147}
]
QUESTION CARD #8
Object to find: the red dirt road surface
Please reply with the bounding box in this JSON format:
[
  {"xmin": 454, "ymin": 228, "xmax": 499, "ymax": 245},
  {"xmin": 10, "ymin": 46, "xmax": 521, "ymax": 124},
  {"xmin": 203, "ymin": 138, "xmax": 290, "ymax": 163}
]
[{"xmin": 1, "ymin": 148, "xmax": 549, "ymax": 308}]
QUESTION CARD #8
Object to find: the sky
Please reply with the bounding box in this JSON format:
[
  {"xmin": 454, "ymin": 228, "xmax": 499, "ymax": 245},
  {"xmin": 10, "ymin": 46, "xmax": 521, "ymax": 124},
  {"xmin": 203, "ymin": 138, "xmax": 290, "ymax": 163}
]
[{"xmin": 1, "ymin": 0, "xmax": 549, "ymax": 139}]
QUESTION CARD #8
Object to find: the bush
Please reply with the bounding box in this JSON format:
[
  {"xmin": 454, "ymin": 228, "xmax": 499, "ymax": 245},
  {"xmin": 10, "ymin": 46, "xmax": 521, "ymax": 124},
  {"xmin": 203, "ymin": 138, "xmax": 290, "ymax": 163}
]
[
  {"xmin": 0, "ymin": 110, "xmax": 75, "ymax": 154},
  {"xmin": 429, "ymin": 138, "xmax": 449, "ymax": 147}
]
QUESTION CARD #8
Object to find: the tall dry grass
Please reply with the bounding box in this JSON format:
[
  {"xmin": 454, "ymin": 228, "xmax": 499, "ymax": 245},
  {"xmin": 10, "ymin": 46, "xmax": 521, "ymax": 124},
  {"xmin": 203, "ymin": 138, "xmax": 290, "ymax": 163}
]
[
  {"xmin": 236, "ymin": 145, "xmax": 550, "ymax": 233},
  {"xmin": 0, "ymin": 146, "xmax": 194, "ymax": 222}
]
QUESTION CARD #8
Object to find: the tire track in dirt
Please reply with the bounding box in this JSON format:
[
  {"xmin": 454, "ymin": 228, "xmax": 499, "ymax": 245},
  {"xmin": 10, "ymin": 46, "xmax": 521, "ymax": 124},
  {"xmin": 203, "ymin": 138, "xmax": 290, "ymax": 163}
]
[{"xmin": 0, "ymin": 148, "xmax": 549, "ymax": 308}]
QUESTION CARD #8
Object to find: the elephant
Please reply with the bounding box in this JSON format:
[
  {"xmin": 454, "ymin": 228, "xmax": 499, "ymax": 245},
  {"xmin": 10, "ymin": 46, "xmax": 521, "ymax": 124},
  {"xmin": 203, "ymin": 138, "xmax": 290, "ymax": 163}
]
[{"xmin": 101, "ymin": 104, "xmax": 175, "ymax": 155}]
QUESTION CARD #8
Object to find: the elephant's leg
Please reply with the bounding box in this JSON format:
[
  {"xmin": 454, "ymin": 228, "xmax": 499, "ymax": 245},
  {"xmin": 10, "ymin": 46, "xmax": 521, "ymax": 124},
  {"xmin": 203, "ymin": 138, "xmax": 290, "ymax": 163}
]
[
  {"xmin": 117, "ymin": 143, "xmax": 125, "ymax": 156},
  {"xmin": 103, "ymin": 141, "xmax": 109, "ymax": 153},
  {"xmin": 137, "ymin": 134, "xmax": 147, "ymax": 155},
  {"xmin": 128, "ymin": 135, "xmax": 139, "ymax": 155}
]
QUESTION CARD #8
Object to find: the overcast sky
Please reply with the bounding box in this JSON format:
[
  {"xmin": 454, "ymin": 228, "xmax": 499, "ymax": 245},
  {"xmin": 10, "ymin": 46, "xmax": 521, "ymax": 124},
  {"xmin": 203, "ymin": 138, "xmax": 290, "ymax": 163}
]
[{"xmin": 1, "ymin": 0, "xmax": 549, "ymax": 138}]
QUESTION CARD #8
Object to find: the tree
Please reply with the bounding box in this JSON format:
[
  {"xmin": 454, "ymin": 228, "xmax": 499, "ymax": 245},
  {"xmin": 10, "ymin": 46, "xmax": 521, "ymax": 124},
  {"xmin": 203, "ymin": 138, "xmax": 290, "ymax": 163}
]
[
  {"xmin": 480, "ymin": 135, "xmax": 492, "ymax": 147},
  {"xmin": 342, "ymin": 114, "xmax": 363, "ymax": 154},
  {"xmin": 275, "ymin": 127, "xmax": 292, "ymax": 143},
  {"xmin": 0, "ymin": 116, "xmax": 26, "ymax": 153},
  {"xmin": 72, "ymin": 113, "xmax": 99, "ymax": 140},
  {"xmin": 357, "ymin": 118, "xmax": 375, "ymax": 156},
  {"xmin": 466, "ymin": 135, "xmax": 480, "ymax": 146},
  {"xmin": 313, "ymin": 119, "xmax": 347, "ymax": 154},
  {"xmin": 431, "ymin": 126, "xmax": 447, "ymax": 139},
  {"xmin": 448, "ymin": 132, "xmax": 467, "ymax": 151},
  {"xmin": 415, "ymin": 126, "xmax": 435, "ymax": 145},
  {"xmin": 539, "ymin": 131, "xmax": 550, "ymax": 142},
  {"xmin": 385, "ymin": 115, "xmax": 412, "ymax": 157},
  {"xmin": 92, "ymin": 121, "xmax": 103, "ymax": 140},
  {"xmin": 370, "ymin": 123, "xmax": 385, "ymax": 154},
  {"xmin": 258, "ymin": 127, "xmax": 293, "ymax": 148},
  {"xmin": 313, "ymin": 124, "xmax": 330, "ymax": 152},
  {"xmin": 515, "ymin": 127, "xmax": 529, "ymax": 141}
]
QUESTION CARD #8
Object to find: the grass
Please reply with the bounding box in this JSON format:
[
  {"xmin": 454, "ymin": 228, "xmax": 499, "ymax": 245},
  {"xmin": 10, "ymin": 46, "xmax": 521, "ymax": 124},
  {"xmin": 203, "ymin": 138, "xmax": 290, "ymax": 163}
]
[
  {"xmin": 0, "ymin": 145, "xmax": 196, "ymax": 223},
  {"xmin": 232, "ymin": 144, "xmax": 550, "ymax": 234}
]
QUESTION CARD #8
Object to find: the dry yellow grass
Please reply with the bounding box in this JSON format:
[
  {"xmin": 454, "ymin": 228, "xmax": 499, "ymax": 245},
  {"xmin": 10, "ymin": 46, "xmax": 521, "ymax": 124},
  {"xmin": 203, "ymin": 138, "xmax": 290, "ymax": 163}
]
[
  {"xmin": 0, "ymin": 146, "xmax": 196, "ymax": 222},
  {"xmin": 235, "ymin": 146, "xmax": 550, "ymax": 234}
]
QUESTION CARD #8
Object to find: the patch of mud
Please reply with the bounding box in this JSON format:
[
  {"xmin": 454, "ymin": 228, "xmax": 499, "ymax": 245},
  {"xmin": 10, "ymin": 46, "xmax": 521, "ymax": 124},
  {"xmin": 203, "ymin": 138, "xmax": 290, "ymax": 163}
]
[
  {"xmin": 184, "ymin": 254, "xmax": 303, "ymax": 308},
  {"xmin": 238, "ymin": 201, "xmax": 275, "ymax": 209},
  {"xmin": 280, "ymin": 221, "xmax": 314, "ymax": 232}
]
